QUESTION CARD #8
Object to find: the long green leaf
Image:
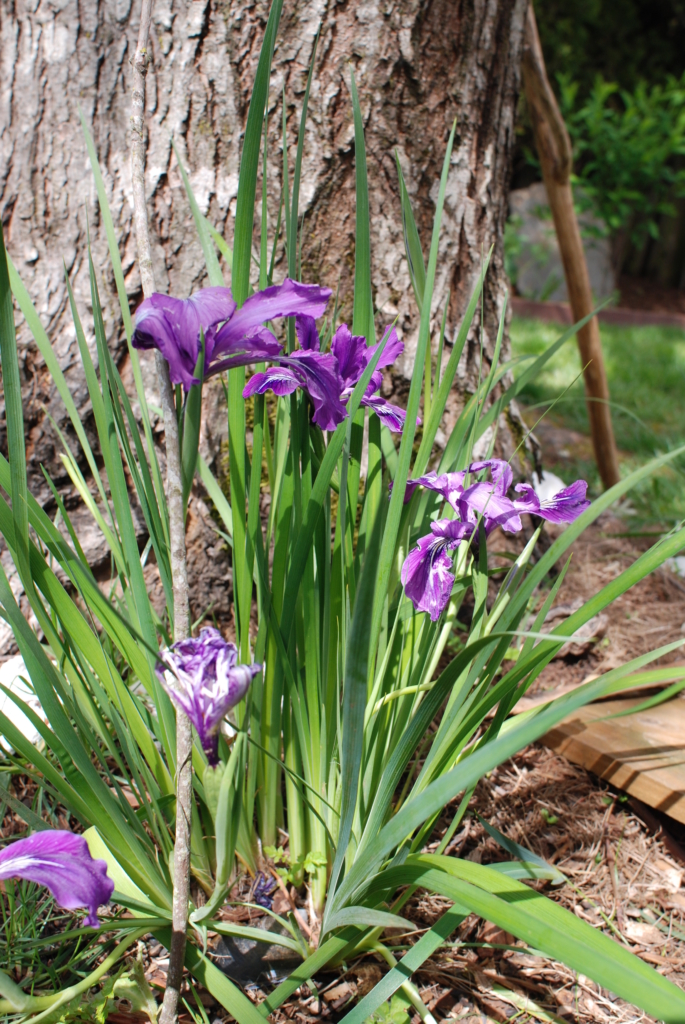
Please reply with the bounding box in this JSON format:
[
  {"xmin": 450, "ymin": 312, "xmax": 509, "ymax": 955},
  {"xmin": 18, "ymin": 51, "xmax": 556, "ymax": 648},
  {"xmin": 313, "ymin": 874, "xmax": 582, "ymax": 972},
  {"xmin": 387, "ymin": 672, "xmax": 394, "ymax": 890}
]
[
  {"xmin": 232, "ymin": 0, "xmax": 283, "ymax": 304},
  {"xmin": 350, "ymin": 68, "xmax": 374, "ymax": 343},
  {"xmin": 324, "ymin": 506, "xmax": 384, "ymax": 920},
  {"xmin": 395, "ymin": 152, "xmax": 426, "ymax": 312},
  {"xmin": 338, "ymin": 905, "xmax": 465, "ymax": 1024},
  {"xmin": 0, "ymin": 221, "xmax": 29, "ymax": 588},
  {"xmin": 369, "ymin": 856, "xmax": 685, "ymax": 1023}
]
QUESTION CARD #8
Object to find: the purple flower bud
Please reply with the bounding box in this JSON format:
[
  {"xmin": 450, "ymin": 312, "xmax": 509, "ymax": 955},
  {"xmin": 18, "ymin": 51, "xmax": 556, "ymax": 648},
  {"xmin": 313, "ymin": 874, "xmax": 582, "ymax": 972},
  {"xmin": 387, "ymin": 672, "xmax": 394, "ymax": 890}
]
[
  {"xmin": 156, "ymin": 627, "xmax": 261, "ymax": 766},
  {"xmin": 0, "ymin": 831, "xmax": 114, "ymax": 928}
]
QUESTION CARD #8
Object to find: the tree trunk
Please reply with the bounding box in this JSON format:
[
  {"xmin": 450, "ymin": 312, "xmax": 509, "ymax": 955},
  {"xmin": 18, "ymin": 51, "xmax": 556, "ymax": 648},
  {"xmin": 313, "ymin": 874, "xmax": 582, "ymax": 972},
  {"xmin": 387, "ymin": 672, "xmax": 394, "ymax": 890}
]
[{"xmin": 0, "ymin": 0, "xmax": 527, "ymax": 588}]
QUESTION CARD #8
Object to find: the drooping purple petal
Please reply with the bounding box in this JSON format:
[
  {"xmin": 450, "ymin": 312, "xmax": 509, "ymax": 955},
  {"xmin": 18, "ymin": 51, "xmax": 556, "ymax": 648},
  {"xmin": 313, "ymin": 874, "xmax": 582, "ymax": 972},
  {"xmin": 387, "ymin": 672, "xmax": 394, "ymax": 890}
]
[
  {"xmin": 212, "ymin": 280, "xmax": 331, "ymax": 361},
  {"xmin": 468, "ymin": 459, "xmax": 513, "ymax": 496},
  {"xmin": 132, "ymin": 287, "xmax": 236, "ymax": 390},
  {"xmin": 362, "ymin": 395, "xmax": 408, "ymax": 433},
  {"xmin": 157, "ymin": 627, "xmax": 261, "ymax": 765},
  {"xmin": 514, "ymin": 479, "xmax": 590, "ymax": 524},
  {"xmin": 401, "ymin": 534, "xmax": 456, "ymax": 622},
  {"xmin": 401, "ymin": 518, "xmax": 473, "ymax": 621},
  {"xmin": 296, "ymin": 314, "xmax": 321, "ymax": 352},
  {"xmin": 331, "ymin": 324, "xmax": 368, "ymax": 389},
  {"xmin": 244, "ymin": 367, "xmax": 301, "ymax": 399},
  {"xmin": 284, "ymin": 351, "xmax": 348, "ymax": 430},
  {"xmin": 244, "ymin": 351, "xmax": 348, "ymax": 431},
  {"xmin": 0, "ymin": 831, "xmax": 114, "ymax": 927}
]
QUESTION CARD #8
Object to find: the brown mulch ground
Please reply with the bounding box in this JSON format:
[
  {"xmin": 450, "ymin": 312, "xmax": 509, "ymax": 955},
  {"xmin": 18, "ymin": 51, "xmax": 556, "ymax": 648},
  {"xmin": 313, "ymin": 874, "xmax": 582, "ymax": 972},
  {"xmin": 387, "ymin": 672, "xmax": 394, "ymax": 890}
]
[{"xmin": 523, "ymin": 513, "xmax": 685, "ymax": 698}]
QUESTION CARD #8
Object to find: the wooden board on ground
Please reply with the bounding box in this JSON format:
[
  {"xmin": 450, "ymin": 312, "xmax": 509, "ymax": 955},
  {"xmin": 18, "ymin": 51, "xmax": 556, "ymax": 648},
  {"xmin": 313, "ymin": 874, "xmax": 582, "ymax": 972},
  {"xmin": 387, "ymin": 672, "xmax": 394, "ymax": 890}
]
[{"xmin": 543, "ymin": 695, "xmax": 685, "ymax": 824}]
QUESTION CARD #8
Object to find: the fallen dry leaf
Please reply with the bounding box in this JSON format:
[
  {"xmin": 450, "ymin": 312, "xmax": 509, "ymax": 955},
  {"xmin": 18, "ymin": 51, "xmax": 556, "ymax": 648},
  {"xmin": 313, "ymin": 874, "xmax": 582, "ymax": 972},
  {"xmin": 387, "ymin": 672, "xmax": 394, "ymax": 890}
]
[
  {"xmin": 624, "ymin": 920, "xmax": 663, "ymax": 945},
  {"xmin": 650, "ymin": 857, "xmax": 684, "ymax": 893}
]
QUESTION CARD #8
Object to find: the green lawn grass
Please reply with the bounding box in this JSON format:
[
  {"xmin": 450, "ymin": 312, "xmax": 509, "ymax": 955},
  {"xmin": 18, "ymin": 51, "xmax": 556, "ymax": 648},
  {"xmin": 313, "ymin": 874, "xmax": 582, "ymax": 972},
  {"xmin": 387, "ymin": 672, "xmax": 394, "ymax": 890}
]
[{"xmin": 510, "ymin": 317, "xmax": 685, "ymax": 526}]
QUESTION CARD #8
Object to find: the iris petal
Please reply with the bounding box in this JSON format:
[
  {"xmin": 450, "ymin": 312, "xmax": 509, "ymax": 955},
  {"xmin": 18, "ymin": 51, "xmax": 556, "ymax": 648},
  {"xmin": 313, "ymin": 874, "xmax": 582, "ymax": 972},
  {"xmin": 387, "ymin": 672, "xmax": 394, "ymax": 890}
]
[
  {"xmin": 132, "ymin": 287, "xmax": 235, "ymax": 389},
  {"xmin": 0, "ymin": 831, "xmax": 114, "ymax": 928},
  {"xmin": 514, "ymin": 480, "xmax": 590, "ymax": 523},
  {"xmin": 212, "ymin": 280, "xmax": 331, "ymax": 360}
]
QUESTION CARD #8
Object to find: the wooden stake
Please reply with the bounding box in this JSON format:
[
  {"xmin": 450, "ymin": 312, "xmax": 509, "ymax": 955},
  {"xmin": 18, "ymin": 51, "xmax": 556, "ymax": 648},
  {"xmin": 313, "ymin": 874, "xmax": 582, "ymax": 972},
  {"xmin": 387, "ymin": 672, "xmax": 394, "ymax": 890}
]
[{"xmin": 522, "ymin": 4, "xmax": 621, "ymax": 489}]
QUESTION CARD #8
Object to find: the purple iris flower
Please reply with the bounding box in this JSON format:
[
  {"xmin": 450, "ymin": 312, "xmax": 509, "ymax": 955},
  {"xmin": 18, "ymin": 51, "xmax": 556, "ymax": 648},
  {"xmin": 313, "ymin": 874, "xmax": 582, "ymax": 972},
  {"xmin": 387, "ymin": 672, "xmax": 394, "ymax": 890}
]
[
  {"xmin": 400, "ymin": 460, "xmax": 590, "ymax": 619},
  {"xmin": 244, "ymin": 316, "xmax": 411, "ymax": 433},
  {"xmin": 156, "ymin": 627, "xmax": 261, "ymax": 766},
  {"xmin": 401, "ymin": 519, "xmax": 474, "ymax": 621},
  {"xmin": 0, "ymin": 831, "xmax": 114, "ymax": 927},
  {"xmin": 132, "ymin": 279, "xmax": 331, "ymax": 391}
]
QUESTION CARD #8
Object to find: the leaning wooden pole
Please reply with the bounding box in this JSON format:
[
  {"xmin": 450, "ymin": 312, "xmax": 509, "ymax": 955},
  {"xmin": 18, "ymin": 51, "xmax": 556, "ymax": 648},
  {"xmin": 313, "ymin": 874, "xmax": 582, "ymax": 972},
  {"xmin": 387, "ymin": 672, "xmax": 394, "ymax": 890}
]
[{"xmin": 522, "ymin": 3, "xmax": 621, "ymax": 490}]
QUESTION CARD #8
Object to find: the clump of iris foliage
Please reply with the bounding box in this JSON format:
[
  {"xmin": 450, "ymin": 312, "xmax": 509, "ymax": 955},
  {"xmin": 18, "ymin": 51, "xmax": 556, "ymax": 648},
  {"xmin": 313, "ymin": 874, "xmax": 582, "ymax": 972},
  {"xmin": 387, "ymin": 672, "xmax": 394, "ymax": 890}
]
[{"xmin": 1, "ymin": 3, "xmax": 685, "ymax": 1021}]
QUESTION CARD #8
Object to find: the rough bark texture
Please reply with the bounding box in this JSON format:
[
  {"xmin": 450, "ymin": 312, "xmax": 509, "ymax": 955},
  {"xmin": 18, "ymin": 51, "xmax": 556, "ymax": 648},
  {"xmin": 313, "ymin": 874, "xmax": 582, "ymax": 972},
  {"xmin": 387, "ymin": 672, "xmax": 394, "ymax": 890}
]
[{"xmin": 0, "ymin": 0, "xmax": 527, "ymax": 600}]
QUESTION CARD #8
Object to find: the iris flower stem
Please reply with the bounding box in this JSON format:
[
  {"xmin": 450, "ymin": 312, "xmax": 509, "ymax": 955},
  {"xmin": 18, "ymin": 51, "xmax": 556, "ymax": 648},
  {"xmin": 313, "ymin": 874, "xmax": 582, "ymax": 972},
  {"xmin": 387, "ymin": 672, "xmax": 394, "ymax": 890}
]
[{"xmin": 130, "ymin": 5, "xmax": 192, "ymax": 1023}]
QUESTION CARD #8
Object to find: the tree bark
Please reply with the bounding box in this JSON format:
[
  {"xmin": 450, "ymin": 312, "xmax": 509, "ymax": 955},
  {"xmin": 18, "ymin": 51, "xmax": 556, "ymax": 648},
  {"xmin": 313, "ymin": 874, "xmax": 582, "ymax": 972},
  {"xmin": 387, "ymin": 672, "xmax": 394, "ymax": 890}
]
[{"xmin": 0, "ymin": 0, "xmax": 528, "ymax": 523}]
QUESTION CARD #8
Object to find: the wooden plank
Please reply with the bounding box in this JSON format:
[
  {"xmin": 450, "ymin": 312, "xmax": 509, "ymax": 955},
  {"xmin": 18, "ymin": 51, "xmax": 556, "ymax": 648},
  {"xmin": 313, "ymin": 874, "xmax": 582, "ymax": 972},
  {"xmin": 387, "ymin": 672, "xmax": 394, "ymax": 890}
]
[{"xmin": 543, "ymin": 695, "xmax": 685, "ymax": 824}]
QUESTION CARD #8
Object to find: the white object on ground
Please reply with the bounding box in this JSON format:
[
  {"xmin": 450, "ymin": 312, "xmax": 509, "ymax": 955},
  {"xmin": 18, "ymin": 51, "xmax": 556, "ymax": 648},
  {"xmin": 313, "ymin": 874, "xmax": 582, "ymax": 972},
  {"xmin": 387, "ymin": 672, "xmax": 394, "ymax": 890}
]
[
  {"xmin": 0, "ymin": 655, "xmax": 46, "ymax": 746},
  {"xmin": 533, "ymin": 470, "xmax": 567, "ymax": 503},
  {"xmin": 666, "ymin": 556, "xmax": 685, "ymax": 579}
]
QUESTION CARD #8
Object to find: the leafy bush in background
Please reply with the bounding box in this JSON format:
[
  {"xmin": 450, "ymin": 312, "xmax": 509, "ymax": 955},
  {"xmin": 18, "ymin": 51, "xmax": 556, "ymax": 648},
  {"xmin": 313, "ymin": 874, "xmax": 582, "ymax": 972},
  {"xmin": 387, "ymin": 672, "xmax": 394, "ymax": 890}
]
[
  {"xmin": 558, "ymin": 72, "xmax": 685, "ymax": 254},
  {"xmin": 535, "ymin": 0, "xmax": 685, "ymax": 102}
]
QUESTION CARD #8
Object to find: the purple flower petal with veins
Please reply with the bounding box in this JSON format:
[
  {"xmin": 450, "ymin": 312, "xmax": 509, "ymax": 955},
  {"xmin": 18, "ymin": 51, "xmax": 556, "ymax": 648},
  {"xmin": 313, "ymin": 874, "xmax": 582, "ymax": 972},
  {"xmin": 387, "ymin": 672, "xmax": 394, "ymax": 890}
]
[
  {"xmin": 212, "ymin": 280, "xmax": 331, "ymax": 363},
  {"xmin": 244, "ymin": 350, "xmax": 348, "ymax": 430},
  {"xmin": 514, "ymin": 479, "xmax": 590, "ymax": 523},
  {"xmin": 331, "ymin": 324, "xmax": 368, "ymax": 389},
  {"xmin": 361, "ymin": 395, "xmax": 408, "ymax": 432},
  {"xmin": 369, "ymin": 328, "xmax": 404, "ymax": 371},
  {"xmin": 468, "ymin": 459, "xmax": 513, "ymax": 496},
  {"xmin": 332, "ymin": 323, "xmax": 404, "ymax": 390},
  {"xmin": 243, "ymin": 367, "xmax": 301, "ymax": 399},
  {"xmin": 157, "ymin": 627, "xmax": 261, "ymax": 766},
  {"xmin": 132, "ymin": 287, "xmax": 236, "ymax": 390},
  {"xmin": 457, "ymin": 481, "xmax": 522, "ymax": 534},
  {"xmin": 0, "ymin": 831, "xmax": 114, "ymax": 927},
  {"xmin": 401, "ymin": 519, "xmax": 473, "ymax": 620}
]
